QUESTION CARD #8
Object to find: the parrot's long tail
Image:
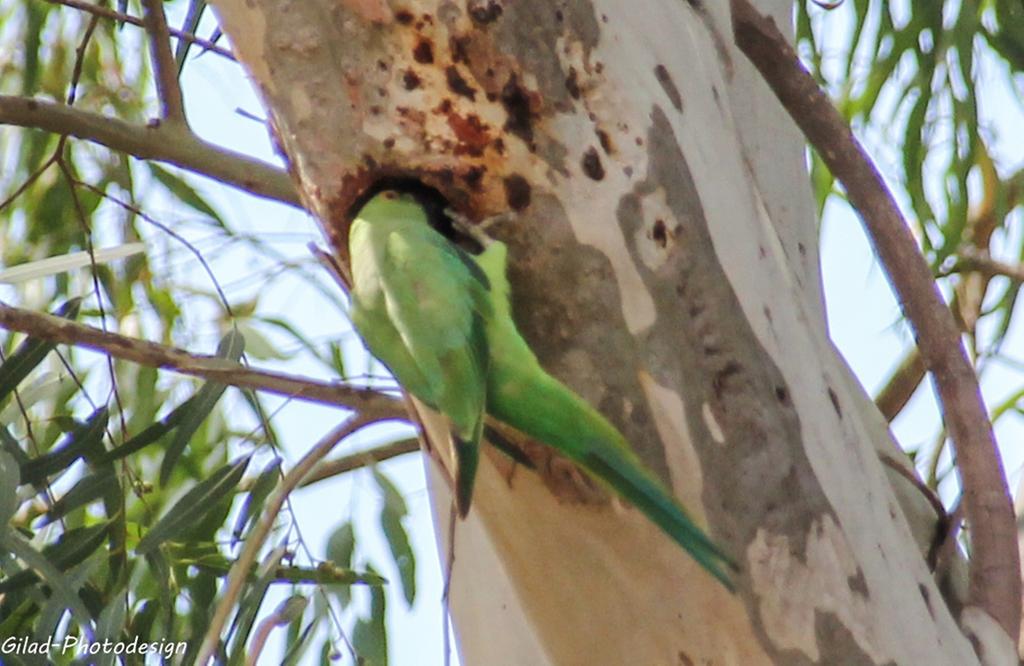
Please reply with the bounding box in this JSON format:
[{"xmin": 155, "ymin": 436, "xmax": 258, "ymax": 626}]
[
  {"xmin": 489, "ymin": 365, "xmax": 735, "ymax": 590},
  {"xmin": 451, "ymin": 415, "xmax": 483, "ymax": 518},
  {"xmin": 580, "ymin": 446, "xmax": 736, "ymax": 590}
]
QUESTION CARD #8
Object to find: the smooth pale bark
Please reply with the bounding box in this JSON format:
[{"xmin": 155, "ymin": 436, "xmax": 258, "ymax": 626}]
[{"xmin": 211, "ymin": 0, "xmax": 977, "ymax": 663}]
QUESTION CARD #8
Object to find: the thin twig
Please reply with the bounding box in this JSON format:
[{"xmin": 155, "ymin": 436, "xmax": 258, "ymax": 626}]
[
  {"xmin": 0, "ymin": 95, "xmax": 299, "ymax": 206},
  {"xmin": 0, "ymin": 301, "xmax": 404, "ymax": 417},
  {"xmin": 731, "ymin": 0, "xmax": 1020, "ymax": 637},
  {"xmin": 195, "ymin": 414, "xmax": 375, "ymax": 665},
  {"xmin": 947, "ymin": 249, "xmax": 1024, "ymax": 284},
  {"xmin": 41, "ymin": 0, "xmax": 234, "ymax": 59},
  {"xmin": 300, "ymin": 437, "xmax": 419, "ymax": 487},
  {"xmin": 141, "ymin": 0, "xmax": 186, "ymax": 123}
]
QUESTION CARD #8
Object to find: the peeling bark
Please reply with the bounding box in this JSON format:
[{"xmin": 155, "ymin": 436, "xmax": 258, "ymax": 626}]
[{"xmin": 211, "ymin": 0, "xmax": 980, "ymax": 663}]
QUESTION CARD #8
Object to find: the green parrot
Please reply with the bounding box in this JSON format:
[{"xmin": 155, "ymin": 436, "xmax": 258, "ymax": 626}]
[{"xmin": 348, "ymin": 190, "xmax": 734, "ymax": 588}]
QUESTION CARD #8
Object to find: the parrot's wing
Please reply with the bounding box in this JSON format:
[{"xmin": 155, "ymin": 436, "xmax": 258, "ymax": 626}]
[{"xmin": 379, "ymin": 228, "xmax": 490, "ymax": 514}]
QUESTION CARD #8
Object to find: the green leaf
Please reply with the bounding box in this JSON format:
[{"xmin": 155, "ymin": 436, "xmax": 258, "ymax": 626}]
[
  {"xmin": 0, "ymin": 524, "xmax": 105, "ymax": 637},
  {"xmin": 136, "ymin": 455, "xmax": 251, "ymax": 554},
  {"xmin": 175, "ymin": 0, "xmax": 209, "ymax": 72},
  {"xmin": 0, "ymin": 523, "xmax": 109, "ymax": 593},
  {"xmin": 95, "ymin": 392, "xmax": 197, "ymax": 464},
  {"xmin": 147, "ymin": 162, "xmax": 227, "ymax": 228},
  {"xmin": 352, "ymin": 565, "xmax": 387, "ymax": 666},
  {"xmin": 20, "ymin": 406, "xmax": 109, "ymax": 486},
  {"xmin": 281, "ymin": 618, "xmax": 317, "ymax": 666},
  {"xmin": 232, "ymin": 458, "xmax": 281, "ymax": 541},
  {"xmin": 0, "ymin": 450, "xmax": 19, "ymax": 525},
  {"xmin": 235, "ymin": 320, "xmax": 287, "ymax": 361},
  {"xmin": 379, "ymin": 511, "xmax": 415, "ymax": 607},
  {"xmin": 0, "ymin": 298, "xmax": 82, "ymax": 404},
  {"xmin": 40, "ymin": 467, "xmax": 118, "ymax": 525},
  {"xmin": 326, "ymin": 522, "xmax": 356, "ymax": 607},
  {"xmin": 256, "ymin": 316, "xmax": 331, "ymax": 367},
  {"xmin": 372, "ymin": 468, "xmax": 407, "ymax": 517},
  {"xmin": 94, "ymin": 592, "xmax": 127, "ymax": 666},
  {"xmin": 160, "ymin": 329, "xmax": 244, "ymax": 485},
  {"xmin": 226, "ymin": 546, "xmax": 285, "ymax": 666},
  {"xmin": 373, "ymin": 469, "xmax": 414, "ymax": 607}
]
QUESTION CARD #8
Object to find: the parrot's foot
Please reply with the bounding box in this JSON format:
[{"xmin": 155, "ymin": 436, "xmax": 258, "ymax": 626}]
[{"xmin": 446, "ymin": 208, "xmax": 515, "ymax": 247}]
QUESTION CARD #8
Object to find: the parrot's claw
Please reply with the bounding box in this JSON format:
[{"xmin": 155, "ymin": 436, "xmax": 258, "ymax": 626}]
[{"xmin": 446, "ymin": 208, "xmax": 515, "ymax": 247}]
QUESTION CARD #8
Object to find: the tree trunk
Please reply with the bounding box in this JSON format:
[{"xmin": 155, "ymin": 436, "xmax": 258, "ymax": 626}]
[{"xmin": 211, "ymin": 1, "xmax": 978, "ymax": 662}]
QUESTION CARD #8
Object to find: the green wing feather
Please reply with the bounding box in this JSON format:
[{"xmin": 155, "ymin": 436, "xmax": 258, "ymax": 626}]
[{"xmin": 349, "ymin": 192, "xmax": 489, "ymax": 516}]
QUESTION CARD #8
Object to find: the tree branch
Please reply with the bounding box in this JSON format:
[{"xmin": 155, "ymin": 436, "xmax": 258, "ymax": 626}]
[
  {"xmin": 732, "ymin": 0, "xmax": 1021, "ymax": 639},
  {"xmin": 141, "ymin": 0, "xmax": 186, "ymax": 123},
  {"xmin": 196, "ymin": 413, "xmax": 375, "ymax": 665},
  {"xmin": 948, "ymin": 249, "xmax": 1024, "ymax": 284},
  {"xmin": 300, "ymin": 437, "xmax": 419, "ymax": 488},
  {"xmin": 0, "ymin": 301, "xmax": 403, "ymax": 418},
  {"xmin": 42, "ymin": 0, "xmax": 234, "ymax": 59},
  {"xmin": 0, "ymin": 95, "xmax": 299, "ymax": 207}
]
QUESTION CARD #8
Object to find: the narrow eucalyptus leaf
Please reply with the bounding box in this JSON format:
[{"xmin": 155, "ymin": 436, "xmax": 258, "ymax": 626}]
[
  {"xmin": 159, "ymin": 330, "xmax": 244, "ymax": 484},
  {"xmin": 137, "ymin": 456, "xmax": 251, "ymax": 554}
]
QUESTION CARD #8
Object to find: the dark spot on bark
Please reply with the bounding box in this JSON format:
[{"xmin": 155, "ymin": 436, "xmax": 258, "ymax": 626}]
[
  {"xmin": 395, "ymin": 9, "xmax": 415, "ymax": 24},
  {"xmin": 413, "ymin": 39, "xmax": 434, "ymax": 64},
  {"xmin": 763, "ymin": 306, "xmax": 772, "ymax": 323},
  {"xmin": 919, "ymin": 583, "xmax": 934, "ymax": 618},
  {"xmin": 652, "ymin": 219, "xmax": 668, "ymax": 248},
  {"xmin": 27, "ymin": 99, "xmax": 39, "ymax": 111},
  {"xmin": 377, "ymin": 60, "xmax": 388, "ymax": 71},
  {"xmin": 468, "ymin": 0, "xmax": 503, "ymax": 24},
  {"xmin": 383, "ymin": 137, "xmax": 395, "ymax": 149},
  {"xmin": 623, "ymin": 166, "xmax": 633, "ymax": 178},
  {"xmin": 462, "ymin": 166, "xmax": 485, "ymax": 190},
  {"xmin": 847, "ymin": 569, "xmax": 869, "ymax": 597},
  {"xmin": 369, "ymin": 105, "xmax": 382, "ymax": 115},
  {"xmin": 654, "ymin": 64, "xmax": 683, "ymax": 112},
  {"xmin": 827, "ymin": 387, "xmax": 841, "ymax": 418},
  {"xmin": 362, "ymin": 153, "xmax": 378, "ymax": 169},
  {"xmin": 581, "ymin": 147, "xmax": 605, "ymax": 180},
  {"xmin": 492, "ymin": 137, "xmax": 506, "ymax": 154},
  {"xmin": 602, "ymin": 14, "xmax": 609, "ymax": 23},
  {"xmin": 403, "ymin": 69, "xmax": 421, "ymax": 90},
  {"xmin": 503, "ymin": 175, "xmax": 531, "ymax": 210},
  {"xmin": 774, "ymin": 385, "xmax": 789, "ymax": 405},
  {"xmin": 486, "ymin": 92, "xmax": 497, "ymax": 102},
  {"xmin": 635, "ymin": 136, "xmax": 643, "ymax": 146},
  {"xmin": 596, "ymin": 128, "xmax": 612, "ymax": 154},
  {"xmin": 798, "ymin": 241, "xmax": 807, "ymax": 256},
  {"xmin": 759, "ymin": 245, "xmax": 767, "ymax": 258},
  {"xmin": 446, "ymin": 112, "xmax": 490, "ymax": 156},
  {"xmin": 500, "ymin": 75, "xmax": 534, "ymax": 145},
  {"xmin": 712, "ymin": 362, "xmax": 742, "ymax": 398},
  {"xmin": 555, "ymin": 9, "xmax": 564, "ymax": 22},
  {"xmin": 595, "ymin": 62, "xmax": 604, "ymax": 74},
  {"xmin": 437, "ymin": 99, "xmax": 453, "ymax": 113},
  {"xmin": 677, "ymin": 650, "xmax": 695, "ymax": 666},
  {"xmin": 565, "ymin": 67, "xmax": 581, "ymax": 99},
  {"xmin": 446, "ymin": 66, "xmax": 477, "ymax": 99},
  {"xmin": 450, "ymin": 35, "xmax": 471, "ymax": 64}
]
